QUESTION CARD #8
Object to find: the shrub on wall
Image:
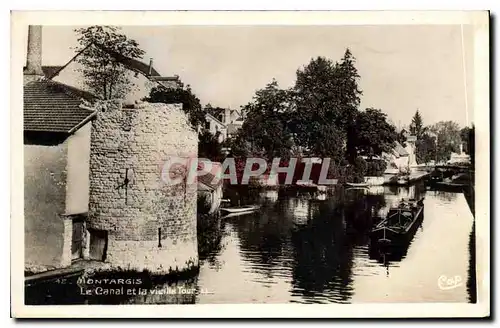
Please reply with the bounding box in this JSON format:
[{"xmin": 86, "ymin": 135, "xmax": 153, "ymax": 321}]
[{"xmin": 365, "ymin": 160, "xmax": 387, "ymax": 177}]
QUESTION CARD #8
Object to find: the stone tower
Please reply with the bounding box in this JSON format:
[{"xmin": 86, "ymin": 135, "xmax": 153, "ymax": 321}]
[{"xmin": 87, "ymin": 101, "xmax": 198, "ymax": 274}]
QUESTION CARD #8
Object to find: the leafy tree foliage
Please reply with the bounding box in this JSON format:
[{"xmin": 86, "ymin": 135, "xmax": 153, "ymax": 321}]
[
  {"xmin": 74, "ymin": 26, "xmax": 145, "ymax": 100},
  {"xmin": 461, "ymin": 125, "xmax": 475, "ymax": 167},
  {"xmin": 291, "ymin": 49, "xmax": 362, "ymax": 161},
  {"xmin": 145, "ymin": 85, "xmax": 206, "ymax": 129},
  {"xmin": 415, "ymin": 133, "xmax": 437, "ymax": 164},
  {"xmin": 351, "ymin": 108, "xmax": 397, "ymax": 158},
  {"xmin": 409, "ymin": 110, "xmax": 424, "ymax": 137},
  {"xmin": 429, "ymin": 121, "xmax": 462, "ymax": 162},
  {"xmin": 232, "ymin": 80, "xmax": 294, "ymax": 161},
  {"xmin": 227, "ymin": 49, "xmax": 399, "ymax": 182},
  {"xmin": 365, "ymin": 160, "xmax": 388, "ymax": 177},
  {"xmin": 198, "ymin": 130, "xmax": 223, "ymax": 162}
]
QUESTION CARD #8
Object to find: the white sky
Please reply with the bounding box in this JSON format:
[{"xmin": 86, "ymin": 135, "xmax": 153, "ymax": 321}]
[{"xmin": 31, "ymin": 25, "xmax": 475, "ymax": 128}]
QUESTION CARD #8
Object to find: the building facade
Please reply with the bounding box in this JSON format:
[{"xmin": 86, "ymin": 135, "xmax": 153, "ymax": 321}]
[{"xmin": 24, "ymin": 77, "xmax": 97, "ymax": 273}]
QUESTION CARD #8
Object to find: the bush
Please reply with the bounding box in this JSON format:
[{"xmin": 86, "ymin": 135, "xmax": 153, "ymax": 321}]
[
  {"xmin": 354, "ymin": 156, "xmax": 367, "ymax": 176},
  {"xmin": 365, "ymin": 160, "xmax": 387, "ymax": 177}
]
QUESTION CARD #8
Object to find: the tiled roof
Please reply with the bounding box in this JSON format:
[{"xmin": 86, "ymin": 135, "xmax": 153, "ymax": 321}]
[
  {"xmin": 205, "ymin": 113, "xmax": 226, "ymax": 127},
  {"xmin": 24, "ymin": 78, "xmax": 97, "ymax": 133},
  {"xmin": 93, "ymin": 43, "xmax": 161, "ymax": 77},
  {"xmin": 50, "ymin": 43, "xmax": 180, "ymax": 88}
]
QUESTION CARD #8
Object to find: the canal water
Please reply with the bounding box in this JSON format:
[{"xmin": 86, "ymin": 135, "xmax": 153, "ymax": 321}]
[{"xmin": 25, "ymin": 182, "xmax": 476, "ymax": 304}]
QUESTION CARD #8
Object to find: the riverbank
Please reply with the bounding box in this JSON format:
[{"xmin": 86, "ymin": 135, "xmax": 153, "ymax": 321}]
[{"xmin": 25, "ymin": 259, "xmax": 200, "ymax": 289}]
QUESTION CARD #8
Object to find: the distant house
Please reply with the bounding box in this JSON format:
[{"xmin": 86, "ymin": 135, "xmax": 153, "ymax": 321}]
[
  {"xmin": 448, "ymin": 144, "xmax": 471, "ymax": 165},
  {"xmin": 204, "ymin": 107, "xmax": 244, "ymax": 141},
  {"xmin": 383, "ymin": 141, "xmax": 410, "ymax": 175},
  {"xmin": 23, "ymin": 27, "xmax": 99, "ymax": 273},
  {"xmin": 205, "ymin": 113, "xmax": 227, "ymax": 142},
  {"xmin": 227, "ymin": 116, "xmax": 244, "ymax": 139},
  {"xmin": 223, "ymin": 108, "xmax": 244, "ymax": 138},
  {"xmin": 43, "ymin": 42, "xmax": 181, "ymax": 103},
  {"xmin": 197, "ymin": 162, "xmax": 223, "ymax": 215}
]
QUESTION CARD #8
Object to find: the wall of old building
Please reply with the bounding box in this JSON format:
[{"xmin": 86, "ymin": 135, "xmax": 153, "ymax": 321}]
[
  {"xmin": 88, "ymin": 100, "xmax": 199, "ymax": 274},
  {"xmin": 53, "ymin": 61, "xmax": 155, "ymax": 103},
  {"xmin": 24, "ymin": 141, "xmax": 69, "ymax": 272},
  {"xmin": 65, "ymin": 122, "xmax": 92, "ymax": 215}
]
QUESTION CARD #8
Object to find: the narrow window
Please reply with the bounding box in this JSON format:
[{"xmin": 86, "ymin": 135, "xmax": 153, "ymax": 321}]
[{"xmin": 158, "ymin": 228, "xmax": 162, "ymax": 248}]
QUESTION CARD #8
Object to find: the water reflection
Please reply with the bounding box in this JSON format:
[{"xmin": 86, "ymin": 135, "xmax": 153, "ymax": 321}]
[{"xmin": 26, "ymin": 181, "xmax": 475, "ymax": 305}]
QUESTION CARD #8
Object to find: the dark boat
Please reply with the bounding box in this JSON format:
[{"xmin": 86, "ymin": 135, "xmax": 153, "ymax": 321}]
[
  {"xmin": 425, "ymin": 170, "xmax": 443, "ymax": 187},
  {"xmin": 370, "ymin": 198, "xmax": 424, "ymax": 247},
  {"xmin": 429, "ymin": 173, "xmax": 470, "ymax": 192}
]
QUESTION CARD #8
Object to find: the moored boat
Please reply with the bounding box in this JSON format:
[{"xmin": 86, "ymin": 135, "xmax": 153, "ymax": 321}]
[
  {"xmin": 220, "ymin": 205, "xmax": 260, "ymax": 214},
  {"xmin": 370, "ymin": 198, "xmax": 424, "ymax": 246},
  {"xmin": 396, "ymin": 176, "xmax": 409, "ymax": 185},
  {"xmin": 346, "ymin": 182, "xmax": 369, "ymax": 188},
  {"xmin": 221, "ymin": 211, "xmax": 257, "ymax": 219}
]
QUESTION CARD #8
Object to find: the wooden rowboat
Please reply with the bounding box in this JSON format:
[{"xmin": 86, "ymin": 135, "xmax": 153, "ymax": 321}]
[
  {"xmin": 220, "ymin": 205, "xmax": 260, "ymax": 214},
  {"xmin": 346, "ymin": 182, "xmax": 369, "ymax": 188}
]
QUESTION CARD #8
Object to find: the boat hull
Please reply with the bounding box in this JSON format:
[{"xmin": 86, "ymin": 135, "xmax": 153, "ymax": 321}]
[
  {"xmin": 220, "ymin": 206, "xmax": 260, "ymax": 214},
  {"xmin": 346, "ymin": 182, "xmax": 369, "ymax": 188},
  {"xmin": 370, "ymin": 206, "xmax": 424, "ymax": 247}
]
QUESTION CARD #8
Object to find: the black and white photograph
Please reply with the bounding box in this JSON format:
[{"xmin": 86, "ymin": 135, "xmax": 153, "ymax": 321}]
[{"xmin": 10, "ymin": 10, "xmax": 490, "ymax": 318}]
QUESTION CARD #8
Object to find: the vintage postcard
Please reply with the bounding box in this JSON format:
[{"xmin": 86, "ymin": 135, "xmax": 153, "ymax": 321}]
[{"xmin": 11, "ymin": 11, "xmax": 490, "ymax": 318}]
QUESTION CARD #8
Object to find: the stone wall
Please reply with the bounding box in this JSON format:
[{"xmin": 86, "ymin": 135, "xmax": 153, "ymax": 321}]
[{"xmin": 88, "ymin": 100, "xmax": 198, "ymax": 274}]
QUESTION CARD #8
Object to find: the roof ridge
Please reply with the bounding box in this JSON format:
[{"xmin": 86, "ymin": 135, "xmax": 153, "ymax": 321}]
[
  {"xmin": 205, "ymin": 112, "xmax": 226, "ymax": 127},
  {"xmin": 92, "ymin": 42, "xmax": 161, "ymax": 77},
  {"xmin": 38, "ymin": 77, "xmax": 99, "ymax": 102}
]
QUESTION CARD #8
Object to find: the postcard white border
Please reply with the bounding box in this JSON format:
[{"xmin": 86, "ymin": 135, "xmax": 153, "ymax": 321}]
[{"xmin": 10, "ymin": 10, "xmax": 490, "ymax": 318}]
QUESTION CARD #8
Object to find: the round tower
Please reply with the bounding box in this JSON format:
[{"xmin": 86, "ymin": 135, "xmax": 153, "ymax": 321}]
[{"xmin": 87, "ymin": 100, "xmax": 198, "ymax": 274}]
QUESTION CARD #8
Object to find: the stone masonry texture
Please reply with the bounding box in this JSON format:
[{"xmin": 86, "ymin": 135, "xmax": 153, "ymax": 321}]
[{"xmin": 88, "ymin": 100, "xmax": 198, "ymax": 274}]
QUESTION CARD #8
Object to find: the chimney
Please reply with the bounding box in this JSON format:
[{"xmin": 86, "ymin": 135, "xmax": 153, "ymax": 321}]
[
  {"xmin": 224, "ymin": 108, "xmax": 231, "ymax": 124},
  {"xmin": 148, "ymin": 58, "xmax": 153, "ymax": 76},
  {"xmin": 25, "ymin": 25, "xmax": 43, "ymax": 76}
]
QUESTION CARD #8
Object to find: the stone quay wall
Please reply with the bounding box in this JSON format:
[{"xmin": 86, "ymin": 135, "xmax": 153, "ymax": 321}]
[{"xmin": 88, "ymin": 100, "xmax": 198, "ymax": 274}]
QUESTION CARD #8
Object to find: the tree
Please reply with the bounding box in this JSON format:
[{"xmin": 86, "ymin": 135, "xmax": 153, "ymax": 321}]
[
  {"xmin": 234, "ymin": 80, "xmax": 294, "ymax": 161},
  {"xmin": 74, "ymin": 26, "xmax": 145, "ymax": 100},
  {"xmin": 351, "ymin": 108, "xmax": 397, "ymax": 158},
  {"xmin": 415, "ymin": 133, "xmax": 437, "ymax": 164},
  {"xmin": 461, "ymin": 125, "xmax": 475, "ymax": 167},
  {"xmin": 410, "ymin": 110, "xmax": 424, "ymax": 137},
  {"xmin": 198, "ymin": 130, "xmax": 223, "ymax": 162},
  {"xmin": 429, "ymin": 121, "xmax": 462, "ymax": 162},
  {"xmin": 291, "ymin": 49, "xmax": 362, "ymax": 161},
  {"xmin": 407, "ymin": 110, "xmax": 435, "ymax": 164},
  {"xmin": 469, "ymin": 125, "xmax": 475, "ymax": 168},
  {"xmin": 145, "ymin": 85, "xmax": 206, "ymax": 129}
]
